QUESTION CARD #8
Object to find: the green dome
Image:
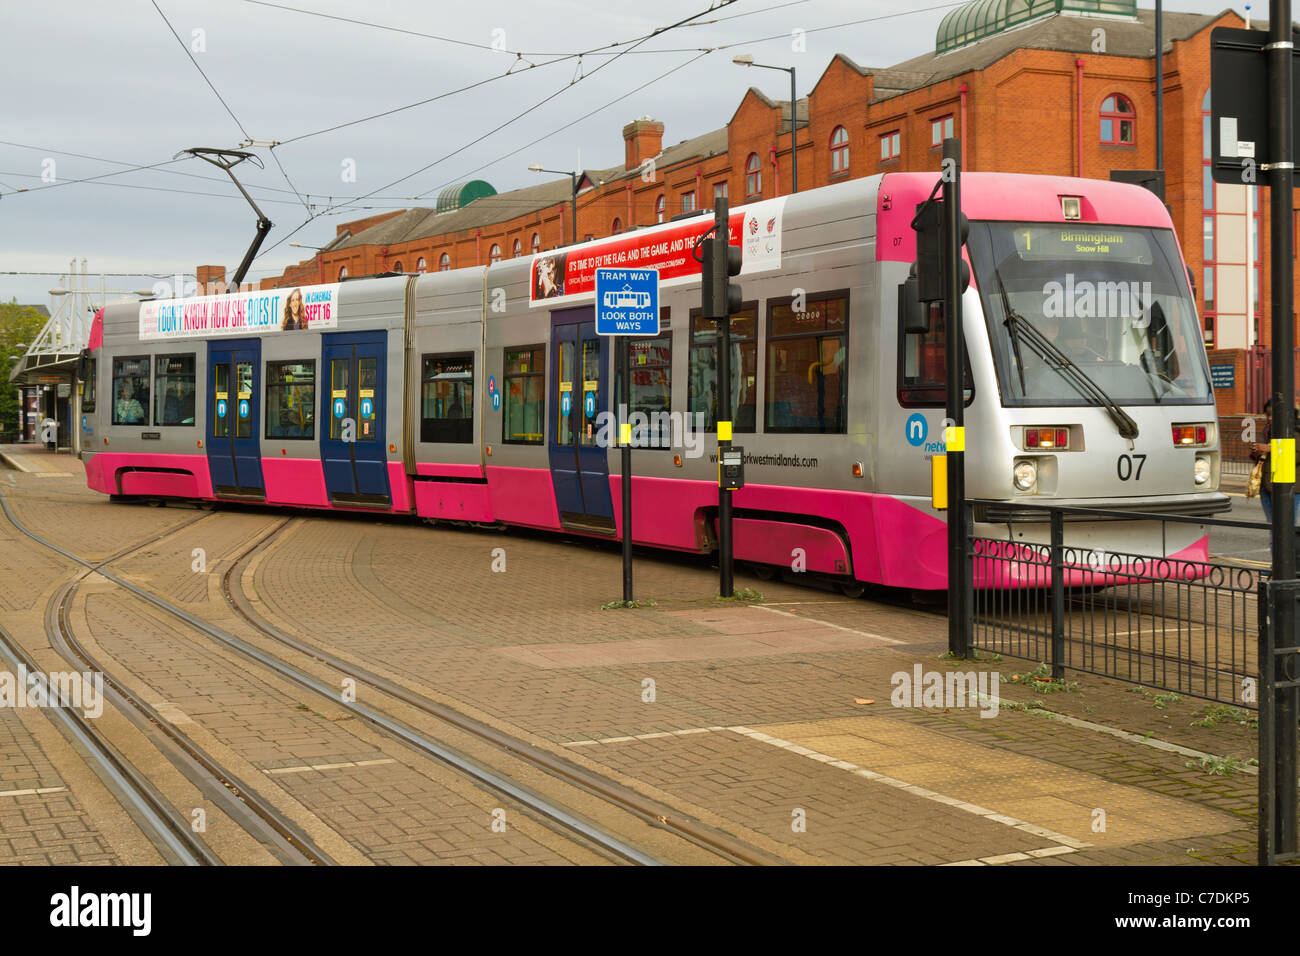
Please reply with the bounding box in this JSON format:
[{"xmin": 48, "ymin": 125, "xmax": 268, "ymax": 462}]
[
  {"xmin": 936, "ymin": 0, "xmax": 1137, "ymax": 54},
  {"xmin": 436, "ymin": 180, "xmax": 497, "ymax": 215}
]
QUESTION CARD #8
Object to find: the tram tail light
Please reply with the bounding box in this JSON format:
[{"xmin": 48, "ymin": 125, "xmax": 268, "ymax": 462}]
[
  {"xmin": 1172, "ymin": 424, "xmax": 1211, "ymax": 447},
  {"xmin": 1025, "ymin": 427, "xmax": 1068, "ymax": 449}
]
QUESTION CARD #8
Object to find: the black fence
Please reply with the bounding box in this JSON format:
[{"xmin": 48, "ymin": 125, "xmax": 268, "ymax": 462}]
[
  {"xmin": 1219, "ymin": 415, "xmax": 1256, "ymax": 478},
  {"xmin": 967, "ymin": 500, "xmax": 1264, "ymax": 707}
]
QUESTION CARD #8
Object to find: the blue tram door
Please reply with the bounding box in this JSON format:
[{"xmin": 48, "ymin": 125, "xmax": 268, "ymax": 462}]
[
  {"xmin": 547, "ymin": 309, "xmax": 613, "ymax": 530},
  {"xmin": 321, "ymin": 332, "xmax": 391, "ymax": 506},
  {"xmin": 207, "ymin": 339, "xmax": 265, "ymax": 499}
]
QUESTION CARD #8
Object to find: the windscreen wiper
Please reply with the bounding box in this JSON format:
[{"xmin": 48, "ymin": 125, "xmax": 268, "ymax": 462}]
[
  {"xmin": 1003, "ymin": 310, "xmax": 1140, "ymax": 440},
  {"xmin": 994, "ymin": 268, "xmax": 1028, "ymax": 393}
]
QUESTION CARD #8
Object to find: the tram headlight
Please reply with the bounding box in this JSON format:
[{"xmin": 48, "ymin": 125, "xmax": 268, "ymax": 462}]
[
  {"xmin": 1194, "ymin": 456, "xmax": 1211, "ymax": 485},
  {"xmin": 1013, "ymin": 460, "xmax": 1037, "ymax": 492}
]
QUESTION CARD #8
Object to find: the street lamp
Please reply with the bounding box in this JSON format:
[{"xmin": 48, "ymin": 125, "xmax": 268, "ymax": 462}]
[
  {"xmin": 49, "ymin": 288, "xmax": 154, "ymax": 298},
  {"xmin": 733, "ymin": 54, "xmax": 798, "ymax": 193},
  {"xmin": 291, "ymin": 241, "xmax": 328, "ymax": 282},
  {"xmin": 529, "ymin": 164, "xmax": 579, "ymax": 245}
]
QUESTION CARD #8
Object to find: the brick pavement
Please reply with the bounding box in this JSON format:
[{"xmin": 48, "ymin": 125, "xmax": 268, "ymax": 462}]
[{"xmin": 0, "ymin": 461, "xmax": 1273, "ymax": 865}]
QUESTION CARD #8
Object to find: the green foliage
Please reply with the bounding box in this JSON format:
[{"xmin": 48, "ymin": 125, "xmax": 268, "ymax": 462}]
[
  {"xmin": 1129, "ymin": 686, "xmax": 1185, "ymax": 710},
  {"xmin": 601, "ymin": 599, "xmax": 657, "ymax": 610},
  {"xmin": 1185, "ymin": 754, "xmax": 1256, "ymax": 777},
  {"xmin": 715, "ymin": 587, "xmax": 764, "ymax": 602},
  {"xmin": 1190, "ymin": 705, "xmax": 1258, "ymax": 730},
  {"xmin": 1008, "ymin": 661, "xmax": 1078, "ymax": 694},
  {"xmin": 0, "ymin": 300, "xmax": 48, "ymax": 436}
]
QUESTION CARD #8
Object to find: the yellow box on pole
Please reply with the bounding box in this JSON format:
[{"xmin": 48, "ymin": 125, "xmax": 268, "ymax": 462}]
[
  {"xmin": 932, "ymin": 454, "xmax": 948, "ymax": 510},
  {"xmin": 943, "ymin": 425, "xmax": 965, "ymax": 452},
  {"xmin": 620, "ymin": 423, "xmax": 632, "ymax": 446},
  {"xmin": 718, "ymin": 420, "xmax": 732, "ymax": 442},
  {"xmin": 1273, "ymin": 438, "xmax": 1296, "ymax": 484}
]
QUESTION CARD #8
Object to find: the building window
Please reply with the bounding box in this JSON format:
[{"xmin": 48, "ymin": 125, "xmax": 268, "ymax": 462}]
[
  {"xmin": 439, "ymin": 253, "xmax": 451, "ymax": 272},
  {"xmin": 531, "ymin": 233, "xmax": 541, "ymax": 254},
  {"xmin": 682, "ymin": 191, "xmax": 696, "ymax": 213},
  {"xmin": 338, "ymin": 265, "xmax": 348, "ymax": 280},
  {"xmin": 512, "ymin": 238, "xmax": 522, "ymax": 258},
  {"xmin": 830, "ymin": 126, "xmax": 850, "ymax": 173},
  {"xmin": 81, "ymin": 356, "xmax": 97, "ymax": 413},
  {"xmin": 656, "ymin": 194, "xmax": 666, "ymax": 222},
  {"xmin": 713, "ymin": 181, "xmax": 728, "ymax": 203},
  {"xmin": 265, "ymin": 360, "xmax": 315, "ymax": 439},
  {"xmin": 488, "ymin": 244, "xmax": 500, "ymax": 264},
  {"xmin": 880, "ymin": 130, "xmax": 901, "ymax": 161},
  {"xmin": 393, "ymin": 260, "xmax": 403, "ymax": 273},
  {"xmin": 1100, "ymin": 94, "xmax": 1135, "ymax": 145},
  {"xmin": 930, "ymin": 115, "xmax": 954, "ymax": 146},
  {"xmin": 503, "ymin": 345, "xmax": 545, "ymax": 444},
  {"xmin": 615, "ymin": 326, "xmax": 672, "ymax": 447},
  {"xmin": 112, "ymin": 356, "xmax": 150, "ymax": 425},
  {"xmin": 765, "ymin": 294, "xmax": 848, "ymax": 433},
  {"xmin": 688, "ymin": 308, "xmax": 757, "ymax": 433},
  {"xmin": 612, "ymin": 217, "xmax": 622, "ymax": 234},
  {"xmin": 154, "ymin": 354, "xmax": 195, "ymax": 426},
  {"xmin": 745, "ymin": 153, "xmax": 761, "ymax": 197},
  {"xmin": 420, "ymin": 353, "xmax": 473, "ymax": 443},
  {"xmin": 416, "ymin": 257, "xmax": 427, "ymax": 273}
]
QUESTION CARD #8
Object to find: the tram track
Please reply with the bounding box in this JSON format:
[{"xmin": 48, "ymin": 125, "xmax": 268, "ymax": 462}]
[
  {"xmin": 0, "ymin": 493, "xmax": 707, "ymax": 865},
  {"xmin": 221, "ymin": 519, "xmax": 782, "ymax": 866},
  {"xmin": 0, "ymin": 495, "xmax": 333, "ymax": 864}
]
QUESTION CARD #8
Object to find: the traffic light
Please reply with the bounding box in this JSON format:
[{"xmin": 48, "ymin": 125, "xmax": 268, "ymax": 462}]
[
  {"xmin": 703, "ymin": 236, "xmax": 743, "ymax": 319},
  {"xmin": 912, "ymin": 201, "xmax": 970, "ymax": 304}
]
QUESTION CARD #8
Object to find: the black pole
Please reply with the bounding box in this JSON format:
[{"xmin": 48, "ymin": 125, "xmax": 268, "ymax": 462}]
[
  {"xmin": 943, "ymin": 137, "xmax": 970, "ymax": 658},
  {"xmin": 1155, "ymin": 0, "xmax": 1164, "ymax": 173},
  {"xmin": 621, "ymin": 336, "xmax": 633, "ymax": 602},
  {"xmin": 712, "ymin": 197, "xmax": 734, "ymax": 597},
  {"xmin": 571, "ymin": 172, "xmax": 578, "ymax": 246},
  {"xmin": 1266, "ymin": 0, "xmax": 1297, "ymax": 859},
  {"xmin": 789, "ymin": 67, "xmax": 798, "ymax": 194}
]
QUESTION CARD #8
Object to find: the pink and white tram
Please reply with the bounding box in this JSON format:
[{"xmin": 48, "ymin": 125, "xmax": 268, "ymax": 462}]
[{"xmin": 81, "ymin": 171, "xmax": 1227, "ymax": 590}]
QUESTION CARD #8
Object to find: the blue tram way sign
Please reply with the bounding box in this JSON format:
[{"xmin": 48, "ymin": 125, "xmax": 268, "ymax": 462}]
[{"xmin": 595, "ymin": 268, "xmax": 659, "ymax": 336}]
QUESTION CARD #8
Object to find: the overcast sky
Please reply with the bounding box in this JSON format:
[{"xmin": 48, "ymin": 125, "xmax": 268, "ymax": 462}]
[{"xmin": 0, "ymin": 0, "xmax": 1246, "ymax": 306}]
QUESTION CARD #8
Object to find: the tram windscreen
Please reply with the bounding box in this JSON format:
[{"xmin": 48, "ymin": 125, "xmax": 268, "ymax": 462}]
[{"xmin": 968, "ymin": 222, "xmax": 1212, "ymax": 407}]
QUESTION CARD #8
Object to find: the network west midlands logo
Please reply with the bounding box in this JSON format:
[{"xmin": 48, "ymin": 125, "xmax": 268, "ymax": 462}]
[{"xmin": 905, "ymin": 413, "xmax": 949, "ymax": 454}]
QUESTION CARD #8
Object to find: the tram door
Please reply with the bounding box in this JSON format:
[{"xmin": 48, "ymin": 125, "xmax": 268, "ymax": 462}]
[
  {"xmin": 320, "ymin": 331, "xmax": 391, "ymax": 506},
  {"xmin": 547, "ymin": 308, "xmax": 613, "ymax": 529},
  {"xmin": 207, "ymin": 339, "xmax": 265, "ymax": 498}
]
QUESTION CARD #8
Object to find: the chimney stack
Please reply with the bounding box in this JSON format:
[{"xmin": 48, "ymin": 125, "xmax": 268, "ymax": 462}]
[
  {"xmin": 623, "ymin": 116, "xmax": 665, "ymax": 171},
  {"xmin": 196, "ymin": 264, "xmax": 227, "ymax": 294}
]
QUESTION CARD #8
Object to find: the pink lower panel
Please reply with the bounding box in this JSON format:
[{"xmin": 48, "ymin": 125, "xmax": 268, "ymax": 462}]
[
  {"xmin": 870, "ymin": 496, "xmax": 948, "ymax": 590},
  {"xmin": 387, "ymin": 462, "xmax": 413, "ymax": 513},
  {"xmin": 413, "ymin": 480, "xmax": 494, "ymax": 522},
  {"xmin": 608, "ymin": 475, "xmax": 713, "ymax": 551},
  {"xmin": 263, "ymin": 457, "xmax": 330, "ymax": 507},
  {"xmin": 714, "ymin": 517, "xmax": 851, "ymax": 575},
  {"xmin": 84, "ymin": 452, "xmax": 213, "ymax": 499},
  {"xmin": 416, "ymin": 462, "xmax": 484, "ymax": 480},
  {"xmin": 485, "ymin": 466, "xmax": 561, "ymax": 529}
]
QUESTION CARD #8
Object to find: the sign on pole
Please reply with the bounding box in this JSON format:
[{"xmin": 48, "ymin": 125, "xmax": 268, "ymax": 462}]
[{"xmin": 595, "ymin": 268, "xmax": 660, "ymax": 336}]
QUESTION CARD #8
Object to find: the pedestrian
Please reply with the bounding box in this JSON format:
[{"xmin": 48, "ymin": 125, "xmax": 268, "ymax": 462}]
[{"xmin": 1250, "ymin": 399, "xmax": 1300, "ymax": 526}]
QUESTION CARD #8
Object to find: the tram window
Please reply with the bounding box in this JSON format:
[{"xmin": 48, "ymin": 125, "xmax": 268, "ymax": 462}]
[
  {"xmin": 765, "ymin": 294, "xmax": 848, "ymax": 434},
  {"xmin": 112, "ymin": 356, "xmax": 150, "ymax": 426},
  {"xmin": 615, "ymin": 320, "xmax": 672, "ymax": 447},
  {"xmin": 897, "ymin": 303, "xmax": 973, "ymax": 406},
  {"xmin": 266, "ymin": 361, "xmax": 316, "ymax": 440},
  {"xmin": 235, "ymin": 361, "xmax": 254, "ymax": 438},
  {"xmin": 213, "ymin": 363, "xmax": 230, "ymax": 438},
  {"xmin": 357, "ymin": 358, "xmax": 379, "ymax": 442},
  {"xmin": 154, "ymin": 354, "xmax": 195, "ymax": 426},
  {"xmin": 421, "ymin": 353, "xmax": 473, "ymax": 443},
  {"xmin": 688, "ymin": 306, "xmax": 757, "ymax": 432},
  {"xmin": 82, "ymin": 357, "xmax": 96, "ymax": 413},
  {"xmin": 328, "ymin": 359, "xmax": 351, "ymax": 442},
  {"xmin": 503, "ymin": 345, "xmax": 545, "ymax": 444}
]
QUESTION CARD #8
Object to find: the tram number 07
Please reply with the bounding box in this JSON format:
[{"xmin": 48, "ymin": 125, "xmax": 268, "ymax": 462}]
[{"xmin": 1116, "ymin": 453, "xmax": 1147, "ymax": 481}]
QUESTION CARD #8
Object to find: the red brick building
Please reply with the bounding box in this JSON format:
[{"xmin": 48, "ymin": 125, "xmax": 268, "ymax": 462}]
[{"xmin": 257, "ymin": 1, "xmax": 1293, "ymax": 414}]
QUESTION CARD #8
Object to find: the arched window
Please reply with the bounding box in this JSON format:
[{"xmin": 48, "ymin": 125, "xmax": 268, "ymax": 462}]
[
  {"xmin": 439, "ymin": 253, "xmax": 451, "ymax": 272},
  {"xmin": 612, "ymin": 217, "xmax": 622, "ymax": 234},
  {"xmin": 416, "ymin": 257, "xmax": 427, "ymax": 273},
  {"xmin": 512, "ymin": 238, "xmax": 522, "ymax": 258},
  {"xmin": 393, "ymin": 260, "xmax": 403, "ymax": 273},
  {"xmin": 830, "ymin": 126, "xmax": 849, "ymax": 173},
  {"xmin": 655, "ymin": 195, "xmax": 665, "ymax": 222},
  {"xmin": 338, "ymin": 265, "xmax": 348, "ymax": 280},
  {"xmin": 489, "ymin": 244, "xmax": 501, "ymax": 264},
  {"xmin": 1100, "ymin": 94, "xmax": 1135, "ymax": 145},
  {"xmin": 531, "ymin": 233, "xmax": 541, "ymax": 254},
  {"xmin": 745, "ymin": 153, "xmax": 761, "ymax": 197}
]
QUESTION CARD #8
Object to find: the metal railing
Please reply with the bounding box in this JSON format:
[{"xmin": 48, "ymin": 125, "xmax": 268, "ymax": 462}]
[{"xmin": 967, "ymin": 500, "xmax": 1265, "ymax": 707}]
